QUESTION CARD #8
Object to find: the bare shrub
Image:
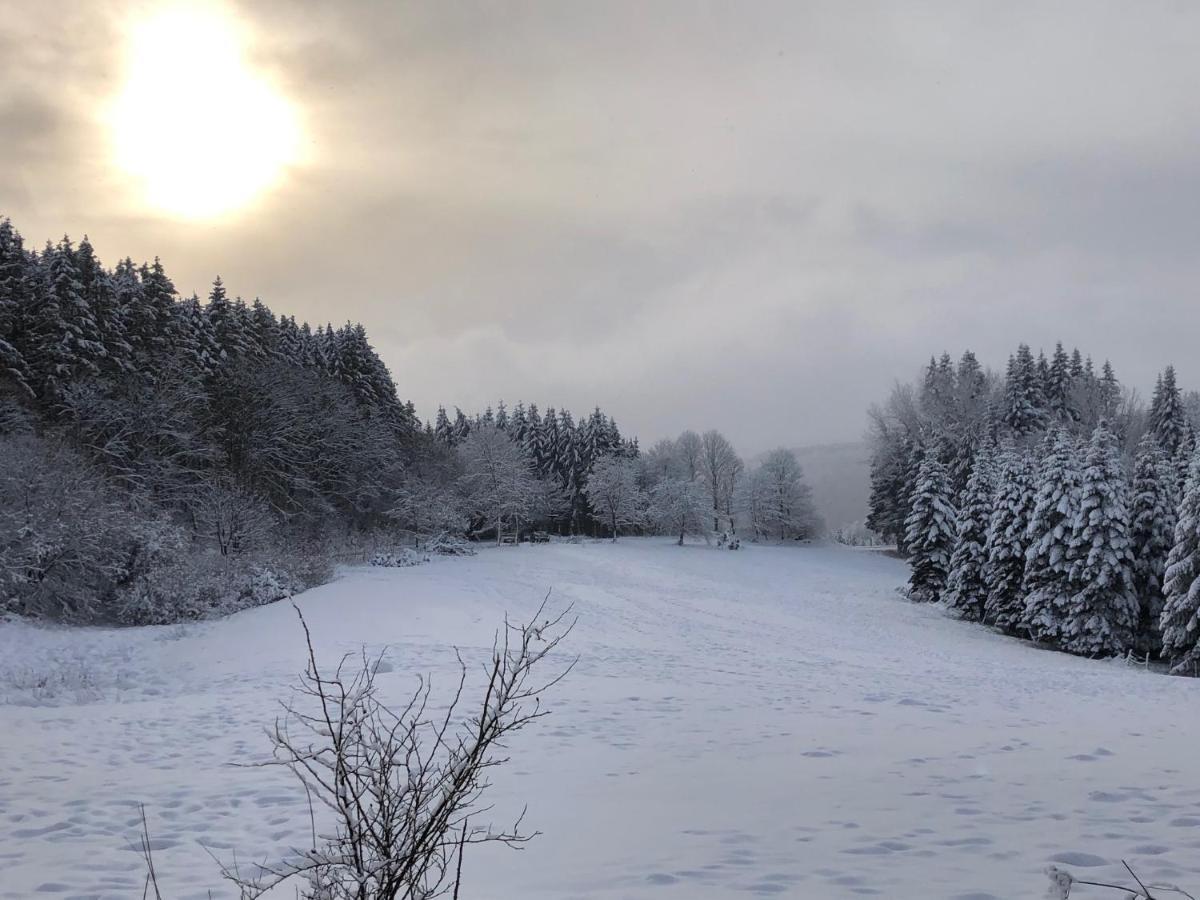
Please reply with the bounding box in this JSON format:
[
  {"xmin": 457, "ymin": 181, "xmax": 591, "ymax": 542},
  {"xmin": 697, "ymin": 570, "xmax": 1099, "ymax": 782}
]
[
  {"xmin": 223, "ymin": 599, "xmax": 575, "ymax": 899},
  {"xmin": 1047, "ymin": 861, "xmax": 1196, "ymax": 898},
  {"xmin": 188, "ymin": 479, "xmax": 273, "ymax": 558}
]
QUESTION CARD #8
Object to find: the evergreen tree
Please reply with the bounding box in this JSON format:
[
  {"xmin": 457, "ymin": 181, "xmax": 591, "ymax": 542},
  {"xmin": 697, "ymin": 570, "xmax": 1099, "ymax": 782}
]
[
  {"xmin": 1003, "ymin": 344, "xmax": 1044, "ymax": 436},
  {"xmin": 1150, "ymin": 365, "xmax": 1188, "ymax": 455},
  {"xmin": 77, "ymin": 237, "xmax": 133, "ymax": 375},
  {"xmin": 1046, "ymin": 341, "xmax": 1073, "ymax": 422},
  {"xmin": 983, "ymin": 445, "xmax": 1036, "ymax": 632},
  {"xmin": 433, "ymin": 406, "xmax": 453, "ymax": 445},
  {"xmin": 1129, "ymin": 433, "xmax": 1176, "ymax": 655},
  {"xmin": 138, "ymin": 257, "xmax": 178, "ymax": 358},
  {"xmin": 943, "ymin": 445, "xmax": 995, "ymax": 620},
  {"xmin": 1021, "ymin": 429, "xmax": 1083, "ymax": 645},
  {"xmin": 1161, "ymin": 451, "xmax": 1200, "ymax": 675},
  {"xmin": 0, "ymin": 218, "xmax": 33, "ymax": 396},
  {"xmin": 903, "ymin": 454, "xmax": 957, "ymax": 602},
  {"xmin": 1061, "ymin": 421, "xmax": 1138, "ymax": 657},
  {"xmin": 1099, "ymin": 360, "xmax": 1121, "ymax": 421},
  {"xmin": 867, "ymin": 428, "xmax": 915, "ymax": 551},
  {"xmin": 33, "ymin": 237, "xmax": 105, "ymax": 399},
  {"xmin": 1069, "ymin": 348, "xmax": 1085, "ymax": 380}
]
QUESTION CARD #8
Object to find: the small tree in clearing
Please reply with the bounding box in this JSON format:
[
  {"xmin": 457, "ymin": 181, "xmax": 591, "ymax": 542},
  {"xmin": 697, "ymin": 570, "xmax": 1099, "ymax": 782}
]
[
  {"xmin": 648, "ymin": 477, "xmax": 711, "ymax": 546},
  {"xmin": 457, "ymin": 426, "xmax": 542, "ymax": 544},
  {"xmin": 583, "ymin": 456, "xmax": 645, "ymax": 541},
  {"xmin": 388, "ymin": 477, "xmax": 468, "ymax": 543},
  {"xmin": 755, "ymin": 448, "xmax": 820, "ymax": 541}
]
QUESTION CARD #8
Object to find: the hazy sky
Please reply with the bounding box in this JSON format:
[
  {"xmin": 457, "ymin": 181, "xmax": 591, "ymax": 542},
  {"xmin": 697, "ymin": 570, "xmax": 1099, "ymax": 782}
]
[{"xmin": 4, "ymin": 1, "xmax": 1200, "ymax": 454}]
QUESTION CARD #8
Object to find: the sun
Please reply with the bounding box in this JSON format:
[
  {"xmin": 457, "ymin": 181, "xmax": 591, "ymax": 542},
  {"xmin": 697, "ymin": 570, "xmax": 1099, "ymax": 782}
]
[{"xmin": 109, "ymin": 2, "xmax": 302, "ymax": 220}]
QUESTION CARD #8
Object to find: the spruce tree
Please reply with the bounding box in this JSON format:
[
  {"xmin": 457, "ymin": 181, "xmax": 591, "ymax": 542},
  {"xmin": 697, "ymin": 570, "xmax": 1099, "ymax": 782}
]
[
  {"xmin": 1047, "ymin": 341, "xmax": 1073, "ymax": 422},
  {"xmin": 1061, "ymin": 421, "xmax": 1138, "ymax": 657},
  {"xmin": 0, "ymin": 218, "xmax": 33, "ymax": 396},
  {"xmin": 867, "ymin": 430, "xmax": 914, "ymax": 550},
  {"xmin": 1160, "ymin": 452, "xmax": 1200, "ymax": 675},
  {"xmin": 1021, "ymin": 429, "xmax": 1083, "ymax": 645},
  {"xmin": 1129, "ymin": 433, "xmax": 1176, "ymax": 655},
  {"xmin": 1003, "ymin": 344, "xmax": 1044, "ymax": 436},
  {"xmin": 903, "ymin": 454, "xmax": 958, "ymax": 602},
  {"xmin": 983, "ymin": 445, "xmax": 1036, "ymax": 632},
  {"xmin": 943, "ymin": 446, "xmax": 994, "ymax": 620},
  {"xmin": 1150, "ymin": 365, "xmax": 1188, "ymax": 456}
]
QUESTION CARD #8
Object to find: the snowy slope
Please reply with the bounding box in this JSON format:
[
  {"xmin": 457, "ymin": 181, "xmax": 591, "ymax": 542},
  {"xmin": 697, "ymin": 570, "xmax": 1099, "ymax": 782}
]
[{"xmin": 2, "ymin": 539, "xmax": 1199, "ymax": 899}]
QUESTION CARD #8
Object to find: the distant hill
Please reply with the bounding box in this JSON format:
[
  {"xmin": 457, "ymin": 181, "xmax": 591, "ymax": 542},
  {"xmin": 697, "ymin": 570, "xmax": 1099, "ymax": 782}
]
[{"xmin": 753, "ymin": 441, "xmax": 871, "ymax": 533}]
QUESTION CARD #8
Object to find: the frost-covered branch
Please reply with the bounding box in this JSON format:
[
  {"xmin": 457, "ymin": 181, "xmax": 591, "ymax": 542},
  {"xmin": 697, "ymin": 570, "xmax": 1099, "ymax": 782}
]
[{"xmin": 223, "ymin": 597, "xmax": 575, "ymax": 899}]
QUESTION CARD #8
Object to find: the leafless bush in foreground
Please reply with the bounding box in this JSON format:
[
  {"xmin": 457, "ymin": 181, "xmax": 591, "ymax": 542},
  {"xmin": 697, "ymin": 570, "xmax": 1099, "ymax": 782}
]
[
  {"xmin": 1047, "ymin": 860, "xmax": 1196, "ymax": 899},
  {"xmin": 223, "ymin": 598, "xmax": 575, "ymax": 899}
]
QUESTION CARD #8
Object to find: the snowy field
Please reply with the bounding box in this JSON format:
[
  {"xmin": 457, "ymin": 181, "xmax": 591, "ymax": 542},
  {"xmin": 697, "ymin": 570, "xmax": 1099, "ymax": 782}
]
[{"xmin": 3, "ymin": 539, "xmax": 1200, "ymax": 899}]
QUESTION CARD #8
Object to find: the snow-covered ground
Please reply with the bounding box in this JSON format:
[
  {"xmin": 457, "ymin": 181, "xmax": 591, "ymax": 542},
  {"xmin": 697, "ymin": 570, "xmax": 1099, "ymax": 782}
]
[{"xmin": 3, "ymin": 539, "xmax": 1200, "ymax": 899}]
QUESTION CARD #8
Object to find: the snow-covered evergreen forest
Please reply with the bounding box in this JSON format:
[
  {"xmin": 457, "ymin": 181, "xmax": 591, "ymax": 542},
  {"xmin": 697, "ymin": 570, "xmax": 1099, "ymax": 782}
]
[
  {"xmin": 868, "ymin": 344, "xmax": 1200, "ymax": 673},
  {"xmin": 0, "ymin": 216, "xmax": 818, "ymax": 625}
]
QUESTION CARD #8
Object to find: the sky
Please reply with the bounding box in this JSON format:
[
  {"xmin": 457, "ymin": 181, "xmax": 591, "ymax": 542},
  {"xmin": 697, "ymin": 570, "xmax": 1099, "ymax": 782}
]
[{"xmin": 3, "ymin": 1, "xmax": 1200, "ymax": 454}]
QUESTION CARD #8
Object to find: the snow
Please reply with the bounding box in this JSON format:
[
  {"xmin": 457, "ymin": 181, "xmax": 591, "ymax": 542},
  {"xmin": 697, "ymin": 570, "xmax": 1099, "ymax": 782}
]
[{"xmin": 3, "ymin": 538, "xmax": 1200, "ymax": 898}]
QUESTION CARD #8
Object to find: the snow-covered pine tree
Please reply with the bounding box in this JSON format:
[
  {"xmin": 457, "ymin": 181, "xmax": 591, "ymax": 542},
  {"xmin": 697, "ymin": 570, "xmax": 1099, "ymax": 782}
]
[
  {"xmin": 1021, "ymin": 429, "xmax": 1083, "ymax": 646},
  {"xmin": 1150, "ymin": 364, "xmax": 1189, "ymax": 458},
  {"xmin": 1003, "ymin": 344, "xmax": 1045, "ymax": 436},
  {"xmin": 138, "ymin": 257, "xmax": 178, "ymax": 358},
  {"xmin": 943, "ymin": 445, "xmax": 995, "ymax": 620},
  {"xmin": 76, "ymin": 237, "xmax": 132, "ymax": 376},
  {"xmin": 433, "ymin": 406, "xmax": 453, "ymax": 446},
  {"xmin": 1129, "ymin": 432, "xmax": 1177, "ymax": 656},
  {"xmin": 509, "ymin": 402, "xmax": 529, "ymax": 446},
  {"xmin": 33, "ymin": 237, "xmax": 105, "ymax": 399},
  {"xmin": 1060, "ymin": 421, "xmax": 1138, "ymax": 657},
  {"xmin": 0, "ymin": 218, "xmax": 34, "ymax": 397},
  {"xmin": 903, "ymin": 453, "xmax": 957, "ymax": 602},
  {"xmin": 204, "ymin": 277, "xmax": 239, "ymax": 363},
  {"xmin": 867, "ymin": 426, "xmax": 917, "ymax": 552},
  {"xmin": 1099, "ymin": 361, "xmax": 1120, "ymax": 420},
  {"xmin": 1046, "ymin": 341, "xmax": 1073, "ymax": 422},
  {"xmin": 983, "ymin": 445, "xmax": 1036, "ymax": 632},
  {"xmin": 1160, "ymin": 451, "xmax": 1200, "ymax": 675}
]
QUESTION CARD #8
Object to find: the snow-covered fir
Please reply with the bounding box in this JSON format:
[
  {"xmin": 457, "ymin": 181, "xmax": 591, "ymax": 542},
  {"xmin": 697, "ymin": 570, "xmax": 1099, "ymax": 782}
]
[
  {"xmin": 870, "ymin": 343, "xmax": 1200, "ymax": 665},
  {"xmin": 942, "ymin": 442, "xmax": 994, "ymax": 619},
  {"xmin": 902, "ymin": 453, "xmax": 957, "ymax": 602},
  {"xmin": 1021, "ymin": 428, "xmax": 1083, "ymax": 646},
  {"xmin": 1161, "ymin": 452, "xmax": 1200, "ymax": 675}
]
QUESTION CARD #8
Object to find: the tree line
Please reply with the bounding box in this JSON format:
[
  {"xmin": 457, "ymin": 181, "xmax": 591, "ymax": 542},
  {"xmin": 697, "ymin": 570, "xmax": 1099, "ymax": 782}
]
[
  {"xmin": 0, "ymin": 215, "xmax": 820, "ymax": 624},
  {"xmin": 867, "ymin": 343, "xmax": 1200, "ymax": 673}
]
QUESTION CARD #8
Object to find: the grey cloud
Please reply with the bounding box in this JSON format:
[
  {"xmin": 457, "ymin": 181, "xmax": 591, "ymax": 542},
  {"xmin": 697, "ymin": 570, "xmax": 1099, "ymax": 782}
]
[{"xmin": 4, "ymin": 0, "xmax": 1200, "ymax": 454}]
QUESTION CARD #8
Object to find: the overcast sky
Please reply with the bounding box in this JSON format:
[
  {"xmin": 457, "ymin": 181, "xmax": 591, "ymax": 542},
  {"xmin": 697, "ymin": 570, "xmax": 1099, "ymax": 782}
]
[{"xmin": 4, "ymin": 1, "xmax": 1200, "ymax": 453}]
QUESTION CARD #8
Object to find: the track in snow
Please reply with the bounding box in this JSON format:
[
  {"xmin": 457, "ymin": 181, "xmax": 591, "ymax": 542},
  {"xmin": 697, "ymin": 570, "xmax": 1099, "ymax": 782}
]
[{"xmin": 2, "ymin": 539, "xmax": 1199, "ymax": 898}]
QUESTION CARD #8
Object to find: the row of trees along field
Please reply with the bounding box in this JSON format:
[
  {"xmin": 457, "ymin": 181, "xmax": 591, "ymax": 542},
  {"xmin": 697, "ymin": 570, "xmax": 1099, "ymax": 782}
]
[
  {"xmin": 867, "ymin": 343, "xmax": 1200, "ymax": 673},
  {"xmin": 0, "ymin": 216, "xmax": 817, "ymax": 625}
]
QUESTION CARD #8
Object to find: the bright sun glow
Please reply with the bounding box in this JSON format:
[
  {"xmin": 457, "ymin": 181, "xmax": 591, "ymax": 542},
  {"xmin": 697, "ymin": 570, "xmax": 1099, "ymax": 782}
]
[{"xmin": 110, "ymin": 3, "xmax": 302, "ymax": 220}]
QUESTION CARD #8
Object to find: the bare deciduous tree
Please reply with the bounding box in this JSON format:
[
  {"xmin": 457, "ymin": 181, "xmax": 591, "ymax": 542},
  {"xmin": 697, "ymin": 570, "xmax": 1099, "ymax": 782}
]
[
  {"xmin": 647, "ymin": 478, "xmax": 711, "ymax": 546},
  {"xmin": 189, "ymin": 478, "xmax": 273, "ymax": 557},
  {"xmin": 699, "ymin": 430, "xmax": 740, "ymax": 532},
  {"xmin": 583, "ymin": 456, "xmax": 645, "ymax": 541},
  {"xmin": 224, "ymin": 599, "xmax": 575, "ymax": 899}
]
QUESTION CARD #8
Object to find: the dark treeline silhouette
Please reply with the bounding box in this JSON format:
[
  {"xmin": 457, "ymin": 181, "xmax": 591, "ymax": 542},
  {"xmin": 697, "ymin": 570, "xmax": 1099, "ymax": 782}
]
[{"xmin": 0, "ymin": 216, "xmax": 638, "ymax": 623}]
